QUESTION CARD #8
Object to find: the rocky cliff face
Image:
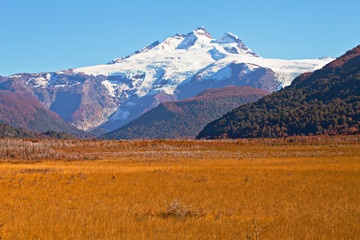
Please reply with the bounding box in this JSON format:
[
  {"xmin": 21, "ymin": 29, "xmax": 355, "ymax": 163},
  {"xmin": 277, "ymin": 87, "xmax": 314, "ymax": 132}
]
[
  {"xmin": 1, "ymin": 74, "xmax": 117, "ymax": 131},
  {"xmin": 2, "ymin": 27, "xmax": 333, "ymax": 131}
]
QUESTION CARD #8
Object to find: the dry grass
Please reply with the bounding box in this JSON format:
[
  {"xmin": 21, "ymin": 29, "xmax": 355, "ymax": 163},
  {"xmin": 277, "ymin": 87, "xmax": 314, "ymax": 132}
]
[{"xmin": 0, "ymin": 136, "xmax": 359, "ymax": 239}]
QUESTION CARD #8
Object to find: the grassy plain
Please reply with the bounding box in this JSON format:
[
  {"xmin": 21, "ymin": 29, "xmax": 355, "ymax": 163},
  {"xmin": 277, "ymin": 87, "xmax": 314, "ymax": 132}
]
[{"xmin": 0, "ymin": 136, "xmax": 359, "ymax": 239}]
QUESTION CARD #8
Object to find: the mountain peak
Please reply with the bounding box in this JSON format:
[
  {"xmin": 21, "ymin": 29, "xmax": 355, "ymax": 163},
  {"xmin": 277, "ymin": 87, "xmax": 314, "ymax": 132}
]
[
  {"xmin": 215, "ymin": 32, "xmax": 242, "ymax": 44},
  {"xmin": 193, "ymin": 27, "xmax": 212, "ymax": 38},
  {"xmin": 109, "ymin": 40, "xmax": 161, "ymax": 64},
  {"xmin": 211, "ymin": 32, "xmax": 259, "ymax": 57},
  {"xmin": 176, "ymin": 27, "xmax": 212, "ymax": 50}
]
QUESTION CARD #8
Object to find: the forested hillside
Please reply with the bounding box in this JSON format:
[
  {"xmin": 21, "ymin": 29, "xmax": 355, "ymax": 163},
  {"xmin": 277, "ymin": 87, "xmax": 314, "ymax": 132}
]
[
  {"xmin": 197, "ymin": 45, "xmax": 360, "ymax": 139},
  {"xmin": 102, "ymin": 86, "xmax": 268, "ymax": 139}
]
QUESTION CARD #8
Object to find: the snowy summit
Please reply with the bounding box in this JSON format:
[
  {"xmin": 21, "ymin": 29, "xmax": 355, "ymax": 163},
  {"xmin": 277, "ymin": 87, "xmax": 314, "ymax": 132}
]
[{"xmin": 72, "ymin": 27, "xmax": 331, "ymax": 97}]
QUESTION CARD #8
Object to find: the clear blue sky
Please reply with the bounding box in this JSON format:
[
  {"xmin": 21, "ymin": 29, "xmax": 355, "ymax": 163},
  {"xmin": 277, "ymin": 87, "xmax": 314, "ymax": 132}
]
[{"xmin": 1, "ymin": 0, "xmax": 359, "ymax": 76}]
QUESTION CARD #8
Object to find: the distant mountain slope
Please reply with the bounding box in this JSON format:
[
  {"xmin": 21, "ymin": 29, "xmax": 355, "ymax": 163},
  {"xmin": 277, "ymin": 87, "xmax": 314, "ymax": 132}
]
[
  {"xmin": 102, "ymin": 86, "xmax": 268, "ymax": 139},
  {"xmin": 0, "ymin": 90, "xmax": 92, "ymax": 138},
  {"xmin": 197, "ymin": 45, "xmax": 360, "ymax": 139},
  {"xmin": 3, "ymin": 27, "xmax": 332, "ymax": 132}
]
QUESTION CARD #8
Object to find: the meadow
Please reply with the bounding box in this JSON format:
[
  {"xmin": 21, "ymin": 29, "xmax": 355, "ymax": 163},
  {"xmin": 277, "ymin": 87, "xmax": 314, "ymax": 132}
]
[{"xmin": 0, "ymin": 136, "xmax": 359, "ymax": 239}]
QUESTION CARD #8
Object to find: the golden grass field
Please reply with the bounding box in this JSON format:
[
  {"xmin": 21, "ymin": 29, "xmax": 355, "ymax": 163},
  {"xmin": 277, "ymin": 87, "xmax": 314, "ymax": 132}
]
[{"xmin": 0, "ymin": 136, "xmax": 359, "ymax": 239}]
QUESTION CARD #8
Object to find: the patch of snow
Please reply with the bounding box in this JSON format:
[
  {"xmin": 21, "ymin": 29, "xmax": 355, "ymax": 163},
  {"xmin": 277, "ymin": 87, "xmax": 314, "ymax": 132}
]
[
  {"xmin": 193, "ymin": 27, "xmax": 210, "ymax": 36},
  {"xmin": 102, "ymin": 80, "xmax": 130, "ymax": 97},
  {"xmin": 239, "ymin": 63, "xmax": 260, "ymax": 75},
  {"xmin": 198, "ymin": 63, "xmax": 232, "ymax": 81},
  {"xmin": 110, "ymin": 108, "xmax": 130, "ymax": 121},
  {"xmin": 27, "ymin": 76, "xmax": 49, "ymax": 88},
  {"xmin": 245, "ymin": 63, "xmax": 260, "ymax": 72},
  {"xmin": 9, "ymin": 74, "xmax": 22, "ymax": 78},
  {"xmin": 213, "ymin": 32, "xmax": 240, "ymax": 44},
  {"xmin": 71, "ymin": 82, "xmax": 81, "ymax": 86},
  {"xmin": 126, "ymin": 102, "xmax": 136, "ymax": 107},
  {"xmin": 223, "ymin": 55, "xmax": 332, "ymax": 88},
  {"xmin": 150, "ymin": 85, "xmax": 177, "ymax": 95},
  {"xmin": 45, "ymin": 73, "xmax": 51, "ymax": 81},
  {"xmin": 212, "ymin": 33, "xmax": 258, "ymax": 57}
]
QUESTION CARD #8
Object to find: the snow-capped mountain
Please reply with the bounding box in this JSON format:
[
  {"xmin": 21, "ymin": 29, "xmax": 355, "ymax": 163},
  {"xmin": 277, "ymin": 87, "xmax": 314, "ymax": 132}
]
[
  {"xmin": 72, "ymin": 27, "xmax": 330, "ymax": 94},
  {"xmin": 3, "ymin": 27, "xmax": 333, "ymax": 132}
]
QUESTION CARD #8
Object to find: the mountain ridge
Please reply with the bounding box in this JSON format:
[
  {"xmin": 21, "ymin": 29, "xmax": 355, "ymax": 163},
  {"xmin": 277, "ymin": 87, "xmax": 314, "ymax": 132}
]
[{"xmin": 3, "ymin": 27, "xmax": 333, "ymax": 132}]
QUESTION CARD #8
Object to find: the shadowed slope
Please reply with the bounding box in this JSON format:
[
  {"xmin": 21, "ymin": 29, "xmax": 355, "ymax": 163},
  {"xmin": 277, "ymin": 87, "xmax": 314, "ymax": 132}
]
[{"xmin": 0, "ymin": 90, "xmax": 93, "ymax": 138}]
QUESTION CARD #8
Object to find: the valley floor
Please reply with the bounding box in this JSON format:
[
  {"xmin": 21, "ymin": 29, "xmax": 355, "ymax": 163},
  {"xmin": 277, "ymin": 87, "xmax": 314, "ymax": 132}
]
[{"xmin": 0, "ymin": 136, "xmax": 359, "ymax": 239}]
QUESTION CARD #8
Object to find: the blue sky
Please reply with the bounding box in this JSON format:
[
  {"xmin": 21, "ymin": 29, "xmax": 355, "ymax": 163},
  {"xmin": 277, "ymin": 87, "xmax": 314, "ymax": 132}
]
[{"xmin": 1, "ymin": 0, "xmax": 359, "ymax": 76}]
